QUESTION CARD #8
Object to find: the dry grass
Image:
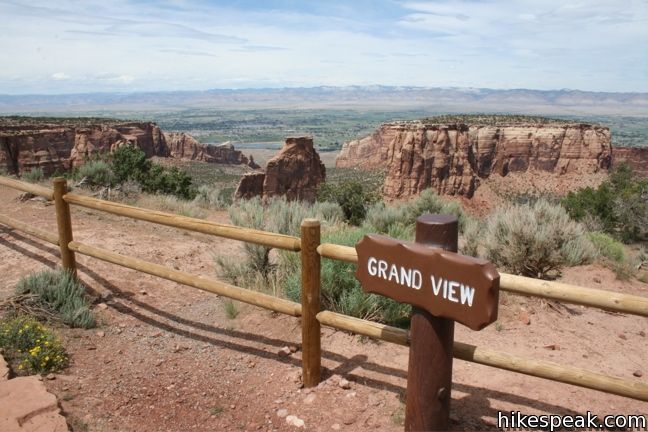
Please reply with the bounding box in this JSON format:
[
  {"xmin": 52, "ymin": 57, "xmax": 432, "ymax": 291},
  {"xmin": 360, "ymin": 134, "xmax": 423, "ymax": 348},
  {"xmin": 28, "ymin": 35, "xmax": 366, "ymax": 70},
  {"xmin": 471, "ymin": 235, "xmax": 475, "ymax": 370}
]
[{"xmin": 135, "ymin": 194, "xmax": 208, "ymax": 219}]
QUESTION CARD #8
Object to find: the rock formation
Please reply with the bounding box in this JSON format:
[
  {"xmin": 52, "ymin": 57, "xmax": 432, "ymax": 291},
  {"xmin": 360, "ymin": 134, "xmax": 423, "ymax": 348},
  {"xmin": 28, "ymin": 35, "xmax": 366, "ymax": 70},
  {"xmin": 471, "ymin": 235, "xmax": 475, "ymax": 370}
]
[
  {"xmin": 0, "ymin": 120, "xmax": 252, "ymax": 175},
  {"xmin": 164, "ymin": 133, "xmax": 252, "ymax": 165},
  {"xmin": 70, "ymin": 123, "xmax": 169, "ymax": 167},
  {"xmin": 337, "ymin": 120, "xmax": 614, "ymax": 198},
  {"xmin": 234, "ymin": 172, "xmax": 266, "ymax": 200},
  {"xmin": 234, "ymin": 136, "xmax": 326, "ymax": 202},
  {"xmin": 613, "ymin": 147, "xmax": 648, "ymax": 177},
  {"xmin": 1, "ymin": 355, "xmax": 68, "ymax": 431}
]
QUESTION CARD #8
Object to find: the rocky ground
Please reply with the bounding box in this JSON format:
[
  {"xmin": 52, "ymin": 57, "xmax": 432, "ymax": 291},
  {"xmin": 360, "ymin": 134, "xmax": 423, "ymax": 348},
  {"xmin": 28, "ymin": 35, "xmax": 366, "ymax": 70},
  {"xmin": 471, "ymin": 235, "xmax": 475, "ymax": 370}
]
[
  {"xmin": 0, "ymin": 360, "xmax": 68, "ymax": 432},
  {"xmin": 0, "ymin": 185, "xmax": 647, "ymax": 431}
]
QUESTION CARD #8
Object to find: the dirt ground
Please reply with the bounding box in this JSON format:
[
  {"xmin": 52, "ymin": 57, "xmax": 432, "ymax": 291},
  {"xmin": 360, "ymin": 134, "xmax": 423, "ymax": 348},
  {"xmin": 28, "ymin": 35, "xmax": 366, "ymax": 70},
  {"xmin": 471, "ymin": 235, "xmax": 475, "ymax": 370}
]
[{"xmin": 0, "ymin": 185, "xmax": 647, "ymax": 432}]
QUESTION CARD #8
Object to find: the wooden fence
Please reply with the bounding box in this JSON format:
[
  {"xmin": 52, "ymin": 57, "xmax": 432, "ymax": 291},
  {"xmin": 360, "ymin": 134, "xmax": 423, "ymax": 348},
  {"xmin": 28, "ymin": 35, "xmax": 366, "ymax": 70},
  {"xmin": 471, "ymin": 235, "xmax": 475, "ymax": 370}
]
[{"xmin": 1, "ymin": 175, "xmax": 648, "ymax": 404}]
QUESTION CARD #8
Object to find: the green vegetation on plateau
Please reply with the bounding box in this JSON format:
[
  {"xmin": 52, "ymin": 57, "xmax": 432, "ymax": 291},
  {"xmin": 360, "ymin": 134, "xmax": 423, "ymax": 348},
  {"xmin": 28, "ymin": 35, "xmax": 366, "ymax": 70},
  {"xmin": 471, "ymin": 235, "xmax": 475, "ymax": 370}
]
[
  {"xmin": 0, "ymin": 115, "xmax": 131, "ymax": 129},
  {"xmin": 2, "ymin": 111, "xmax": 647, "ymax": 148},
  {"xmin": 419, "ymin": 114, "xmax": 587, "ymax": 126}
]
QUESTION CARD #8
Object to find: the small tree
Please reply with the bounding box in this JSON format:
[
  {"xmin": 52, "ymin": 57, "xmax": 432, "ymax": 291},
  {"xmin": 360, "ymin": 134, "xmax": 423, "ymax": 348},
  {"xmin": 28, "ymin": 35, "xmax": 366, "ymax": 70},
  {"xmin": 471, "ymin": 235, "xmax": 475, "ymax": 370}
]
[
  {"xmin": 317, "ymin": 179, "xmax": 379, "ymax": 225},
  {"xmin": 110, "ymin": 145, "xmax": 195, "ymax": 200},
  {"xmin": 111, "ymin": 145, "xmax": 151, "ymax": 184},
  {"xmin": 562, "ymin": 164, "xmax": 647, "ymax": 243}
]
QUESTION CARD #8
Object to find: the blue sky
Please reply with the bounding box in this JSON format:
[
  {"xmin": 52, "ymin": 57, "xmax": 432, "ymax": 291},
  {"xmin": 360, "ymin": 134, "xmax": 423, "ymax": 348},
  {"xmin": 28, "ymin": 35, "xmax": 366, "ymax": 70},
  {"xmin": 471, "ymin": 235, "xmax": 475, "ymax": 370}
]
[{"xmin": 1, "ymin": 0, "xmax": 647, "ymax": 94}]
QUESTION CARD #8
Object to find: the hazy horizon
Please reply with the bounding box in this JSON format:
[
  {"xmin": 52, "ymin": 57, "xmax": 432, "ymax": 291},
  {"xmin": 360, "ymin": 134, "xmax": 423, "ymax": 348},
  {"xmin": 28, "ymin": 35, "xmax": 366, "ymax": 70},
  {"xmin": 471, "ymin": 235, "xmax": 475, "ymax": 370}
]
[
  {"xmin": 4, "ymin": 84, "xmax": 648, "ymax": 98},
  {"xmin": 2, "ymin": 0, "xmax": 647, "ymax": 95}
]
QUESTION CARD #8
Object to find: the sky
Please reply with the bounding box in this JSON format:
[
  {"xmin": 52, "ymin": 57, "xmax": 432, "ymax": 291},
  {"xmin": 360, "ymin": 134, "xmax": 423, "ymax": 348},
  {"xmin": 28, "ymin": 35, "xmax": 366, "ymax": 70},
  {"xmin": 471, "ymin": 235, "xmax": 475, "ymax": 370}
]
[{"xmin": 1, "ymin": 0, "xmax": 647, "ymax": 94}]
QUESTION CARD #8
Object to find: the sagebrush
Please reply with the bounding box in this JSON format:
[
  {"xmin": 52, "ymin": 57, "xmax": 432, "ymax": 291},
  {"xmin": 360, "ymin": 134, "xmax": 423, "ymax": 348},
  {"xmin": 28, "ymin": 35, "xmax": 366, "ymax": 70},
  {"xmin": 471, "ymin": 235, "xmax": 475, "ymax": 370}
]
[
  {"xmin": 282, "ymin": 226, "xmax": 411, "ymax": 327},
  {"xmin": 16, "ymin": 269, "xmax": 95, "ymax": 328},
  {"xmin": 216, "ymin": 197, "xmax": 344, "ymax": 282},
  {"xmin": 75, "ymin": 160, "xmax": 115, "ymax": 187},
  {"xmin": 22, "ymin": 167, "xmax": 44, "ymax": 183},
  {"xmin": 364, "ymin": 189, "xmax": 466, "ymax": 238},
  {"xmin": 467, "ymin": 200, "xmax": 596, "ymax": 278}
]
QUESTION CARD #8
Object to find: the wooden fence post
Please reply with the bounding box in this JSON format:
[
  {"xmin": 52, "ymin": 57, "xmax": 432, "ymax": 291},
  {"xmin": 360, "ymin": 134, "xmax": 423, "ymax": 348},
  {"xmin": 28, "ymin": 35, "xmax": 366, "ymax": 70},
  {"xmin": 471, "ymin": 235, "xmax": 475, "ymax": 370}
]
[
  {"xmin": 300, "ymin": 218, "xmax": 321, "ymax": 387},
  {"xmin": 405, "ymin": 214, "xmax": 458, "ymax": 431},
  {"xmin": 53, "ymin": 177, "xmax": 76, "ymax": 276}
]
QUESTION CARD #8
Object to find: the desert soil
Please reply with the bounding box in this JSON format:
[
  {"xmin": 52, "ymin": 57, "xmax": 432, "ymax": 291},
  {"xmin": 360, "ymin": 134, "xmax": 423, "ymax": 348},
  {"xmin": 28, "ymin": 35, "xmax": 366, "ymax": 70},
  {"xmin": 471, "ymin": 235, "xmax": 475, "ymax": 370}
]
[{"xmin": 0, "ymin": 185, "xmax": 647, "ymax": 432}]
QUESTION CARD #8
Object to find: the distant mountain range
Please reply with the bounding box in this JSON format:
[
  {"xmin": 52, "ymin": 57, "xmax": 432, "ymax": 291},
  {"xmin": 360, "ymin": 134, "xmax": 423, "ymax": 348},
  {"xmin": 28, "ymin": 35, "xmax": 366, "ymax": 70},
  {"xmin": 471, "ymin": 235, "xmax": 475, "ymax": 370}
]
[{"xmin": 1, "ymin": 86, "xmax": 647, "ymax": 115}]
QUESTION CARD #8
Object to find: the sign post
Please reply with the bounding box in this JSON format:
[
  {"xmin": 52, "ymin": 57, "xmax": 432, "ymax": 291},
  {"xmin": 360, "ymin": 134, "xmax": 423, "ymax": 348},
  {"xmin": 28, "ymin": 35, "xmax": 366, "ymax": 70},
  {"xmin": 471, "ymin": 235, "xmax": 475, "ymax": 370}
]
[
  {"xmin": 407, "ymin": 214, "xmax": 457, "ymax": 431},
  {"xmin": 355, "ymin": 214, "xmax": 499, "ymax": 431}
]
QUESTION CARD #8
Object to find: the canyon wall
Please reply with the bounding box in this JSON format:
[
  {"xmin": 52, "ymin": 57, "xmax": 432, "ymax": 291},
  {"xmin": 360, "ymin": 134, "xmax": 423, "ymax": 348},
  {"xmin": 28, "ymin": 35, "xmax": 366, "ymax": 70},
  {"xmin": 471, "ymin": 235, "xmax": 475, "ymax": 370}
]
[
  {"xmin": 337, "ymin": 121, "xmax": 616, "ymax": 198},
  {"xmin": 0, "ymin": 121, "xmax": 251, "ymax": 175},
  {"xmin": 613, "ymin": 147, "xmax": 648, "ymax": 177},
  {"xmin": 164, "ymin": 133, "xmax": 251, "ymax": 165}
]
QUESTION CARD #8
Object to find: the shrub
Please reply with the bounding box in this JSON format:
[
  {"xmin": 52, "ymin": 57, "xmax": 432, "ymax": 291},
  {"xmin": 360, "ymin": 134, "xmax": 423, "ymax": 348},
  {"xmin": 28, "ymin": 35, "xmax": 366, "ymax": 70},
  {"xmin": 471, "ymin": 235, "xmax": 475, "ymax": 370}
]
[
  {"xmin": 266, "ymin": 198, "xmax": 343, "ymax": 237},
  {"xmin": 192, "ymin": 185, "xmax": 230, "ymax": 210},
  {"xmin": 22, "ymin": 167, "xmax": 44, "ymax": 183},
  {"xmin": 364, "ymin": 202, "xmax": 409, "ymax": 234},
  {"xmin": 0, "ymin": 316, "xmax": 68, "ymax": 374},
  {"xmin": 562, "ymin": 164, "xmax": 647, "ymax": 243},
  {"xmin": 406, "ymin": 189, "xmax": 466, "ymax": 230},
  {"xmin": 111, "ymin": 145, "xmax": 195, "ymax": 199},
  {"xmin": 137, "ymin": 194, "xmax": 207, "ymax": 219},
  {"xmin": 225, "ymin": 197, "xmax": 272, "ymax": 277},
  {"xmin": 460, "ymin": 217, "xmax": 482, "ymax": 257},
  {"xmin": 16, "ymin": 269, "xmax": 95, "ymax": 328},
  {"xmin": 364, "ymin": 189, "xmax": 466, "ymax": 236},
  {"xmin": 218, "ymin": 197, "xmax": 344, "ymax": 282},
  {"xmin": 479, "ymin": 200, "xmax": 595, "ymax": 279},
  {"xmin": 140, "ymin": 165, "xmax": 195, "ymax": 200},
  {"xmin": 76, "ymin": 160, "xmax": 115, "ymax": 187},
  {"xmin": 223, "ymin": 300, "xmax": 239, "ymax": 319},
  {"xmin": 317, "ymin": 179, "xmax": 379, "ymax": 225},
  {"xmin": 586, "ymin": 232, "xmax": 638, "ymax": 280},
  {"xmin": 587, "ymin": 232, "xmax": 626, "ymax": 263},
  {"xmin": 283, "ymin": 226, "xmax": 411, "ymax": 327},
  {"xmin": 312, "ymin": 201, "xmax": 345, "ymax": 226},
  {"xmin": 111, "ymin": 145, "xmax": 151, "ymax": 184}
]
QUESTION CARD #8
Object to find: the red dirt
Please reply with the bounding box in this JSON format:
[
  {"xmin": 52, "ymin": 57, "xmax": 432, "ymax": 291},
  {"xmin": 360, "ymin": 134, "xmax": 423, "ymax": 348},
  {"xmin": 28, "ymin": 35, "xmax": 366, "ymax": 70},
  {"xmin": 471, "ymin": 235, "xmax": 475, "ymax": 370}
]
[{"xmin": 0, "ymin": 185, "xmax": 647, "ymax": 431}]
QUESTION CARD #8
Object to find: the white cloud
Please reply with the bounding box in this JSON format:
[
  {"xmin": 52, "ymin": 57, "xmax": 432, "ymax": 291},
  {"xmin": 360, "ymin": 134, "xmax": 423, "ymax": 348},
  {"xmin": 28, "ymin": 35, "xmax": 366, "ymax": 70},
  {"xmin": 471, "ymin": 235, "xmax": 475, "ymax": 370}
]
[{"xmin": 51, "ymin": 72, "xmax": 70, "ymax": 80}]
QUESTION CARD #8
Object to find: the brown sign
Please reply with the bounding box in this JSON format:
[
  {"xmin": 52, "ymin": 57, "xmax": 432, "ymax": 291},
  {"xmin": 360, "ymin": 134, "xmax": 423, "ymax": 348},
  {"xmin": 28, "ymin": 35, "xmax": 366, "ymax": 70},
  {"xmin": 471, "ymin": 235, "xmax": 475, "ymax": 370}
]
[{"xmin": 355, "ymin": 234, "xmax": 499, "ymax": 331}]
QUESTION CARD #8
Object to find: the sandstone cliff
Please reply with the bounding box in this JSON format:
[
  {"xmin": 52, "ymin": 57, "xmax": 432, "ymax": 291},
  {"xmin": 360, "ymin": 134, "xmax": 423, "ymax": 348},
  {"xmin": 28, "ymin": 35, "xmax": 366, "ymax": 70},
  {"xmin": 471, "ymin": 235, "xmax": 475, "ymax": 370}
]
[
  {"xmin": 234, "ymin": 137, "xmax": 326, "ymax": 202},
  {"xmin": 0, "ymin": 120, "xmax": 251, "ymax": 175},
  {"xmin": 164, "ymin": 133, "xmax": 251, "ymax": 165},
  {"xmin": 337, "ymin": 120, "xmax": 613, "ymax": 198},
  {"xmin": 613, "ymin": 147, "xmax": 648, "ymax": 177},
  {"xmin": 70, "ymin": 123, "xmax": 169, "ymax": 167}
]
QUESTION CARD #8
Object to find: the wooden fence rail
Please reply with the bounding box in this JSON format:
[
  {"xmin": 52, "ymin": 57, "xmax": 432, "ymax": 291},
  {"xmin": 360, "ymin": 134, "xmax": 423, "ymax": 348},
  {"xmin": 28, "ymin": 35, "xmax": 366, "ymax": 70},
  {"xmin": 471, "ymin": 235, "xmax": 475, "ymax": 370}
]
[
  {"xmin": 316, "ymin": 310, "xmax": 648, "ymax": 402},
  {"xmin": 1, "ymin": 175, "xmax": 648, "ymax": 406},
  {"xmin": 0, "ymin": 213, "xmax": 59, "ymax": 245},
  {"xmin": 63, "ymin": 192, "xmax": 301, "ymax": 251},
  {"xmin": 317, "ymin": 243, "xmax": 648, "ymax": 318},
  {"xmin": 68, "ymin": 241, "xmax": 302, "ymax": 317},
  {"xmin": 0, "ymin": 176, "xmax": 54, "ymax": 200}
]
